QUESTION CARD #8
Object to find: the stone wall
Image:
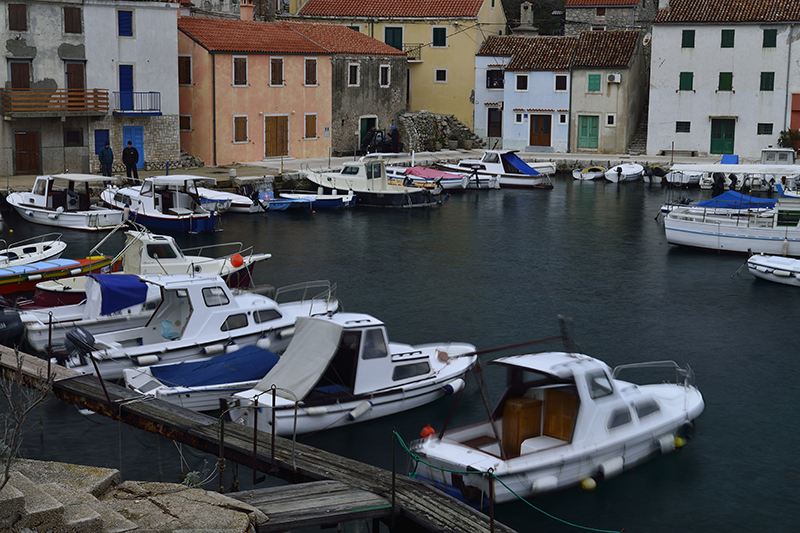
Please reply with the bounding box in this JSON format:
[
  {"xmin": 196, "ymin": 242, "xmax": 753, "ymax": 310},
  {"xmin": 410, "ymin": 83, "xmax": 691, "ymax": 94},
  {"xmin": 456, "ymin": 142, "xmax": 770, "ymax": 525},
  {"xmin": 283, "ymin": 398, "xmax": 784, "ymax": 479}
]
[
  {"xmin": 397, "ymin": 111, "xmax": 483, "ymax": 152},
  {"xmin": 88, "ymin": 115, "xmax": 181, "ymax": 173}
]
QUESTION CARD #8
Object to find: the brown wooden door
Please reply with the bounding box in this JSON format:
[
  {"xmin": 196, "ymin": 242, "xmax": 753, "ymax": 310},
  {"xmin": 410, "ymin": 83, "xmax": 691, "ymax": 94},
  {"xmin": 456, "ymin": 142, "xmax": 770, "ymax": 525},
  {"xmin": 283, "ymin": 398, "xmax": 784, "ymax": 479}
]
[
  {"xmin": 66, "ymin": 63, "xmax": 85, "ymax": 89},
  {"xmin": 529, "ymin": 114, "xmax": 551, "ymax": 147},
  {"xmin": 264, "ymin": 116, "xmax": 288, "ymax": 158},
  {"xmin": 10, "ymin": 61, "xmax": 30, "ymax": 89},
  {"xmin": 543, "ymin": 388, "xmax": 578, "ymax": 442},
  {"xmin": 15, "ymin": 131, "xmax": 40, "ymax": 175}
]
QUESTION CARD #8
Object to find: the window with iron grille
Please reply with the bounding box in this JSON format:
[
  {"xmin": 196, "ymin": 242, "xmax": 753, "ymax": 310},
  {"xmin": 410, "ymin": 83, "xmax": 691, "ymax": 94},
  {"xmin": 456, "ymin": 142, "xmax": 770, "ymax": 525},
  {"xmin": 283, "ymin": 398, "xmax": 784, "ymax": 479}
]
[
  {"xmin": 757, "ymin": 123, "xmax": 773, "ymax": 135},
  {"xmin": 676, "ymin": 121, "xmax": 691, "ymax": 133}
]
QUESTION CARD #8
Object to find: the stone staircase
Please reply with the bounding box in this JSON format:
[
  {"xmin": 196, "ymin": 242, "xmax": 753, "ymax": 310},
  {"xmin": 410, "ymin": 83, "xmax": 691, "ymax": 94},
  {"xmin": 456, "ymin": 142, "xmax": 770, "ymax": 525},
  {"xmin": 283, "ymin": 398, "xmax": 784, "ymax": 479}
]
[
  {"xmin": 0, "ymin": 459, "xmax": 265, "ymax": 532},
  {"xmin": 626, "ymin": 105, "xmax": 649, "ymax": 156}
]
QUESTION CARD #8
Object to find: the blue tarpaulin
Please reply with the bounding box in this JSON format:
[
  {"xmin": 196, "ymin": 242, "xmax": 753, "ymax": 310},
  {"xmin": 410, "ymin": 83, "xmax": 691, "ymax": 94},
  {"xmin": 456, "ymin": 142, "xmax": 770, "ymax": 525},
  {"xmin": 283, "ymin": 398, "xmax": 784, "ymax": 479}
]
[
  {"xmin": 87, "ymin": 274, "xmax": 149, "ymax": 316},
  {"xmin": 502, "ymin": 152, "xmax": 540, "ymax": 176},
  {"xmin": 149, "ymin": 345, "xmax": 280, "ymax": 387},
  {"xmin": 695, "ymin": 190, "xmax": 776, "ymax": 209}
]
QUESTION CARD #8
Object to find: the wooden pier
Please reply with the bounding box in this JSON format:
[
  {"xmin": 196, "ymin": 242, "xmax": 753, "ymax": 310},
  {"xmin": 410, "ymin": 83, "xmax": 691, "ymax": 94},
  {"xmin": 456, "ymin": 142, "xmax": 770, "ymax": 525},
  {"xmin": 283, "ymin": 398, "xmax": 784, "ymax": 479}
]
[{"xmin": 1, "ymin": 347, "xmax": 517, "ymax": 533}]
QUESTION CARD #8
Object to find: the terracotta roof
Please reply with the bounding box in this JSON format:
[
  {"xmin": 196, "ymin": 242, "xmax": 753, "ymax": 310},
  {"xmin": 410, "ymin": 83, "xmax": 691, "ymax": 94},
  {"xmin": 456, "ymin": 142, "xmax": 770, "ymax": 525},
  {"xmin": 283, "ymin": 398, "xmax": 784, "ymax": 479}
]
[
  {"xmin": 566, "ymin": 0, "xmax": 641, "ymax": 6},
  {"xmin": 654, "ymin": 0, "xmax": 800, "ymax": 23},
  {"xmin": 297, "ymin": 0, "xmax": 484, "ymax": 18},
  {"xmin": 571, "ymin": 30, "xmax": 639, "ymax": 68},
  {"xmin": 178, "ymin": 17, "xmax": 404, "ymax": 55},
  {"xmin": 478, "ymin": 31, "xmax": 638, "ymax": 71}
]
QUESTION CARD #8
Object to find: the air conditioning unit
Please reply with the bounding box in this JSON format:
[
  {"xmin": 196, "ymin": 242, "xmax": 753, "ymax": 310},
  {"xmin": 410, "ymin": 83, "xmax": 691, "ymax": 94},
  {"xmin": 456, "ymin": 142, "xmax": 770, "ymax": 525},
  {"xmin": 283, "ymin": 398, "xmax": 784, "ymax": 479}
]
[{"xmin": 608, "ymin": 73, "xmax": 621, "ymax": 83}]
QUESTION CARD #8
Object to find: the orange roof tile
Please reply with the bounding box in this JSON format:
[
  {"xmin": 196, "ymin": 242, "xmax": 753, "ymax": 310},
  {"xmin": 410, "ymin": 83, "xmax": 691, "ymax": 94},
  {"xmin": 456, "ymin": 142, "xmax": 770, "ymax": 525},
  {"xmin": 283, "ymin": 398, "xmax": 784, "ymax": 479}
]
[
  {"xmin": 178, "ymin": 17, "xmax": 404, "ymax": 55},
  {"xmin": 566, "ymin": 0, "xmax": 641, "ymax": 6},
  {"xmin": 297, "ymin": 0, "xmax": 484, "ymax": 18},
  {"xmin": 654, "ymin": 0, "xmax": 800, "ymax": 23},
  {"xmin": 571, "ymin": 30, "xmax": 639, "ymax": 68}
]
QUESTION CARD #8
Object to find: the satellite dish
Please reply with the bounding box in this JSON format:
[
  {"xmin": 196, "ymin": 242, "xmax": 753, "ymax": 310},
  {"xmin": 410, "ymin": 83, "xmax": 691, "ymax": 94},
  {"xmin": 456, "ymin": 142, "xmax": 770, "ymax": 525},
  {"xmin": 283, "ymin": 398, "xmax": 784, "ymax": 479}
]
[{"xmin": 643, "ymin": 33, "xmax": 652, "ymax": 46}]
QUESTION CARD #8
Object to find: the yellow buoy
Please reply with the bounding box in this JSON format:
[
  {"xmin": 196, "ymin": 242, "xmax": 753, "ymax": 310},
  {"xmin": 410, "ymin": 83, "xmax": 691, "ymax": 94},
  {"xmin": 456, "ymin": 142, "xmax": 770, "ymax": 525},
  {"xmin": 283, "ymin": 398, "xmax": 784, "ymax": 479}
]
[
  {"xmin": 581, "ymin": 478, "xmax": 597, "ymax": 491},
  {"xmin": 674, "ymin": 437, "xmax": 687, "ymax": 448}
]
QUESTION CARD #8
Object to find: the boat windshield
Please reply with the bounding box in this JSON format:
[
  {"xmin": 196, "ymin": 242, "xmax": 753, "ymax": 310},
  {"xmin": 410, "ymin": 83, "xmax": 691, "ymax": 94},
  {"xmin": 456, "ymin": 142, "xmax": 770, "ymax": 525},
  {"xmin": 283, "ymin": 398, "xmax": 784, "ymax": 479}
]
[
  {"xmin": 341, "ymin": 166, "xmax": 360, "ymax": 175},
  {"xmin": 484, "ymin": 153, "xmax": 500, "ymax": 163},
  {"xmin": 33, "ymin": 178, "xmax": 48, "ymax": 195},
  {"xmin": 586, "ymin": 370, "xmax": 614, "ymax": 399}
]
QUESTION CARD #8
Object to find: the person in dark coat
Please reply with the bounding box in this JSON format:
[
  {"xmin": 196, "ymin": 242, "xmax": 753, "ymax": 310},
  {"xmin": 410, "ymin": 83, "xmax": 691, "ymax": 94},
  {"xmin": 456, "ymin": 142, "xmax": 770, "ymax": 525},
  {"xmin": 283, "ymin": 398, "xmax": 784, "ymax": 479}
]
[
  {"xmin": 122, "ymin": 141, "xmax": 140, "ymax": 182},
  {"xmin": 98, "ymin": 141, "xmax": 113, "ymax": 179},
  {"xmin": 361, "ymin": 127, "xmax": 376, "ymax": 155},
  {"xmin": 389, "ymin": 125, "xmax": 400, "ymax": 153}
]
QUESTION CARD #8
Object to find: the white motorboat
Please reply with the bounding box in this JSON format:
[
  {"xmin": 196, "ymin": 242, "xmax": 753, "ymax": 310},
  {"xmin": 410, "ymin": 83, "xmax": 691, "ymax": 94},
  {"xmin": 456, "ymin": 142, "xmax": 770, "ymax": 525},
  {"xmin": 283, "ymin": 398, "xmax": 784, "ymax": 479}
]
[
  {"xmin": 5, "ymin": 174, "xmax": 127, "ymax": 231},
  {"xmin": 304, "ymin": 158, "xmax": 442, "ymax": 208},
  {"xmin": 386, "ymin": 165, "xmax": 468, "ymax": 190},
  {"xmin": 54, "ymin": 273, "xmax": 339, "ymax": 380},
  {"xmin": 664, "ymin": 196, "xmax": 800, "ymax": 256},
  {"xmin": 278, "ymin": 190, "xmax": 356, "ymax": 209},
  {"xmin": 30, "ymin": 226, "xmax": 271, "ymax": 307},
  {"xmin": 197, "ymin": 184, "xmax": 264, "ymax": 213},
  {"xmin": 747, "ymin": 253, "xmax": 800, "ymax": 287},
  {"xmin": 659, "ymin": 190, "xmax": 776, "ymax": 216},
  {"xmin": 123, "ymin": 344, "xmax": 281, "ymax": 411},
  {"xmin": 435, "ymin": 150, "xmax": 555, "ymax": 189},
  {"xmin": 411, "ymin": 351, "xmax": 703, "ymax": 505},
  {"xmin": 0, "ymin": 233, "xmax": 67, "ymax": 268},
  {"xmin": 572, "ymin": 166, "xmax": 607, "ymax": 181},
  {"xmin": 100, "ymin": 176, "xmax": 221, "ymax": 233},
  {"xmin": 665, "ymin": 169, "xmax": 703, "ymax": 186},
  {"xmin": 605, "ymin": 163, "xmax": 644, "ymax": 183},
  {"xmin": 227, "ymin": 313, "xmax": 477, "ymax": 436}
]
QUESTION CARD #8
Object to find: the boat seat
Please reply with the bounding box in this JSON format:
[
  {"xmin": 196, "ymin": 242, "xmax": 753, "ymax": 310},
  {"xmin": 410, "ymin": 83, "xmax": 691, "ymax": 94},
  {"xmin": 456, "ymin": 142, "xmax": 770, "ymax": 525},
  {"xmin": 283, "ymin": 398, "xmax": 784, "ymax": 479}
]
[{"xmin": 160, "ymin": 319, "xmax": 180, "ymax": 340}]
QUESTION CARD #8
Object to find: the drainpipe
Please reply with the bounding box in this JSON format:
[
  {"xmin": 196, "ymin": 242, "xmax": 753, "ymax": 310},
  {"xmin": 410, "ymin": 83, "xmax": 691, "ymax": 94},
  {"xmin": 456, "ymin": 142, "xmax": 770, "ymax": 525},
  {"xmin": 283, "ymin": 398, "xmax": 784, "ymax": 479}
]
[
  {"xmin": 631, "ymin": 6, "xmax": 636, "ymax": 29},
  {"xmin": 212, "ymin": 52, "xmax": 217, "ymax": 166},
  {"xmin": 784, "ymin": 24, "xmax": 794, "ymax": 132}
]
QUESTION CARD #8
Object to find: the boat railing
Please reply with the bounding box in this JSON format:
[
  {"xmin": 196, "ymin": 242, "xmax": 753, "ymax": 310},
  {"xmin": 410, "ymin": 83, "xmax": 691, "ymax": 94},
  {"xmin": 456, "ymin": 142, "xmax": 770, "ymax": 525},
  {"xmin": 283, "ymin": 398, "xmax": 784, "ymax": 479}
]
[
  {"xmin": 0, "ymin": 232, "xmax": 63, "ymax": 253},
  {"xmin": 274, "ymin": 280, "xmax": 337, "ymax": 309},
  {"xmin": 612, "ymin": 360, "xmax": 695, "ymax": 387},
  {"xmin": 669, "ymin": 206, "xmax": 774, "ymax": 227}
]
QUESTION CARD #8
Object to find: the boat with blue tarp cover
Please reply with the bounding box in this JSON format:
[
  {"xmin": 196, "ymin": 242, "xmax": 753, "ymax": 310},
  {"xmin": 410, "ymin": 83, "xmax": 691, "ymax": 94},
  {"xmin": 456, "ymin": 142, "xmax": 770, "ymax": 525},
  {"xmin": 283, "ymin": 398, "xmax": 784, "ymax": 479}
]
[
  {"xmin": 122, "ymin": 344, "xmax": 281, "ymax": 411},
  {"xmin": 434, "ymin": 149, "xmax": 555, "ymax": 189},
  {"xmin": 660, "ymin": 190, "xmax": 777, "ymax": 215}
]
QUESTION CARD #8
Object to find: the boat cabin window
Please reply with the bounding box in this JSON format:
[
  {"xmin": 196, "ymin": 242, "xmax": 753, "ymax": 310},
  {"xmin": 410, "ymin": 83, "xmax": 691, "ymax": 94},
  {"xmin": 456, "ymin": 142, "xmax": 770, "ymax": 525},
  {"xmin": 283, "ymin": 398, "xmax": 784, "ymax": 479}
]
[
  {"xmin": 253, "ymin": 308, "xmax": 282, "ymax": 324},
  {"xmin": 146, "ymin": 243, "xmax": 178, "ymax": 260},
  {"xmin": 202, "ymin": 286, "xmax": 230, "ymax": 307},
  {"xmin": 366, "ymin": 162, "xmax": 381, "ymax": 179},
  {"xmin": 586, "ymin": 370, "xmax": 614, "ymax": 399},
  {"xmin": 113, "ymin": 193, "xmax": 132, "ymax": 205},
  {"xmin": 186, "ymin": 181, "xmax": 198, "ymax": 195},
  {"xmin": 341, "ymin": 165, "xmax": 360, "ymax": 175},
  {"xmin": 141, "ymin": 181, "xmax": 154, "ymax": 196},
  {"xmin": 634, "ymin": 399, "xmax": 661, "ymax": 419},
  {"xmin": 361, "ymin": 328, "xmax": 388, "ymax": 359},
  {"xmin": 607, "ymin": 407, "xmax": 632, "ymax": 430},
  {"xmin": 483, "ymin": 153, "xmax": 500, "ymax": 164},
  {"xmin": 392, "ymin": 362, "xmax": 430, "ymax": 381},
  {"xmin": 33, "ymin": 179, "xmax": 48, "ymax": 195},
  {"xmin": 221, "ymin": 313, "xmax": 248, "ymax": 331}
]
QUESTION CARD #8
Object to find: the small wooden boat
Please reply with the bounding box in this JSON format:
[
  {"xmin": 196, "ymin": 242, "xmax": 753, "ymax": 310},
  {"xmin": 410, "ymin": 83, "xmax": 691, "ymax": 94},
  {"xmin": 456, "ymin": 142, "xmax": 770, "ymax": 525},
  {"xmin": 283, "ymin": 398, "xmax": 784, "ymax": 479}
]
[
  {"xmin": 605, "ymin": 163, "xmax": 644, "ymax": 183},
  {"xmin": 258, "ymin": 190, "xmax": 314, "ymax": 211},
  {"xmin": 572, "ymin": 166, "xmax": 607, "ymax": 180},
  {"xmin": 227, "ymin": 313, "xmax": 477, "ymax": 435},
  {"xmin": 747, "ymin": 253, "xmax": 800, "ymax": 287},
  {"xmin": 5, "ymin": 174, "xmax": 127, "ymax": 231},
  {"xmin": 0, "ymin": 233, "xmax": 67, "ymax": 269},
  {"xmin": 0, "ymin": 255, "xmax": 118, "ymax": 297}
]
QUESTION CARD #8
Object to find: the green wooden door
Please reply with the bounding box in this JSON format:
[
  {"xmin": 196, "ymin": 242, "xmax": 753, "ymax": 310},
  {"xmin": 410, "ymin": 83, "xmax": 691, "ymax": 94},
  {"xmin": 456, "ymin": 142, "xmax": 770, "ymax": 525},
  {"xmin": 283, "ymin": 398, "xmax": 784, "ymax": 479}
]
[
  {"xmin": 577, "ymin": 115, "xmax": 599, "ymax": 149},
  {"xmin": 710, "ymin": 119, "xmax": 735, "ymax": 154}
]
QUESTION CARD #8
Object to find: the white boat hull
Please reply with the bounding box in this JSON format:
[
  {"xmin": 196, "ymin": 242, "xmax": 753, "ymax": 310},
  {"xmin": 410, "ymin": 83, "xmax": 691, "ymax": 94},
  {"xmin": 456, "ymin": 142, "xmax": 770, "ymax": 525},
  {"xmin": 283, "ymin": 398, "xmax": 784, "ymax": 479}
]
[
  {"xmin": 747, "ymin": 254, "xmax": 800, "ymax": 286},
  {"xmin": 6, "ymin": 196, "xmax": 125, "ymax": 231},
  {"xmin": 605, "ymin": 164, "xmax": 644, "ymax": 183}
]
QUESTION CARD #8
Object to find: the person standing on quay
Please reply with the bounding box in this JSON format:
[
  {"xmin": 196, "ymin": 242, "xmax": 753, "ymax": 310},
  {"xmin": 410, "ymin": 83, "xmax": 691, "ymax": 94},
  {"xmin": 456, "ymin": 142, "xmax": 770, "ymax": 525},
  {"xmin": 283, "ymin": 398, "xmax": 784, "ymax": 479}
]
[
  {"xmin": 98, "ymin": 141, "xmax": 113, "ymax": 181},
  {"xmin": 122, "ymin": 141, "xmax": 140, "ymax": 182}
]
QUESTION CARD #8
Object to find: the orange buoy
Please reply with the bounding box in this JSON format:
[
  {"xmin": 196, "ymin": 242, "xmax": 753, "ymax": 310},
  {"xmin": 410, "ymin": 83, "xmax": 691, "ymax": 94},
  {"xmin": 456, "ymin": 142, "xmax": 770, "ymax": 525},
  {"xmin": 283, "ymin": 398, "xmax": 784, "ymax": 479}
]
[
  {"xmin": 420, "ymin": 424, "xmax": 436, "ymax": 438},
  {"xmin": 230, "ymin": 253, "xmax": 244, "ymax": 268}
]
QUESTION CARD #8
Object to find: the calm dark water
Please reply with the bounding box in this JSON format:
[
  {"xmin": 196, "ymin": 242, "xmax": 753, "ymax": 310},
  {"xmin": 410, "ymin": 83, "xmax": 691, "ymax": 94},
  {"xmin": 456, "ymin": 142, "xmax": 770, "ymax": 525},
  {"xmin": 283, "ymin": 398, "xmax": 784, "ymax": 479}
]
[{"xmin": 2, "ymin": 178, "xmax": 797, "ymax": 532}]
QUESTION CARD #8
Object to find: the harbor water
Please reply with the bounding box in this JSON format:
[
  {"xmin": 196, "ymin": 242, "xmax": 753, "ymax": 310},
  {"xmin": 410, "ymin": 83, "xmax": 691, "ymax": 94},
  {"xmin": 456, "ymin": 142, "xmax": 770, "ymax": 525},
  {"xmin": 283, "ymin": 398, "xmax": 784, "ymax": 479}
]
[{"xmin": 2, "ymin": 176, "xmax": 797, "ymax": 532}]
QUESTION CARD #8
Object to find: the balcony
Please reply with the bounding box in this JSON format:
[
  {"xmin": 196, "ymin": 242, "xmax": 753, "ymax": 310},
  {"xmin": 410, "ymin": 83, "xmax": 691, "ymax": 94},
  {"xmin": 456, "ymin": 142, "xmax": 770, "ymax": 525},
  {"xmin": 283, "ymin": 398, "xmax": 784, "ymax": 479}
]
[
  {"xmin": 1, "ymin": 88, "xmax": 109, "ymax": 118},
  {"xmin": 113, "ymin": 91, "xmax": 162, "ymax": 116},
  {"xmin": 404, "ymin": 43, "xmax": 424, "ymax": 62}
]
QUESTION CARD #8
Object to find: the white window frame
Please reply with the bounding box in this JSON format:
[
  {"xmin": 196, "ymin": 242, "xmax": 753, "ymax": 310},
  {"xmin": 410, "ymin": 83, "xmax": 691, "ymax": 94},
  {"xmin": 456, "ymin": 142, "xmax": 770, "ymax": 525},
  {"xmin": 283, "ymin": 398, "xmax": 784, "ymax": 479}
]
[
  {"xmin": 232, "ymin": 56, "xmax": 248, "ymax": 87},
  {"xmin": 233, "ymin": 114, "xmax": 248, "ymax": 143},
  {"xmin": 559, "ymin": 113, "xmax": 567, "ymax": 124},
  {"xmin": 554, "ymin": 74, "xmax": 568, "ymax": 92},
  {"xmin": 348, "ymin": 62, "xmax": 360, "ymax": 87},
  {"xmin": 179, "ymin": 114, "xmax": 192, "ymax": 132},
  {"xmin": 514, "ymin": 112, "xmax": 524, "ymax": 124},
  {"xmin": 606, "ymin": 113, "xmax": 616, "ymax": 127},
  {"xmin": 304, "ymin": 57, "xmax": 317, "ymax": 87},
  {"xmin": 379, "ymin": 64, "xmax": 391, "ymax": 87},
  {"xmin": 515, "ymin": 73, "xmax": 529, "ymax": 92},
  {"xmin": 434, "ymin": 68, "xmax": 448, "ymax": 84},
  {"xmin": 269, "ymin": 56, "xmax": 283, "ymax": 87},
  {"xmin": 304, "ymin": 113, "xmax": 317, "ymax": 140},
  {"xmin": 432, "ymin": 26, "xmax": 448, "ymax": 48}
]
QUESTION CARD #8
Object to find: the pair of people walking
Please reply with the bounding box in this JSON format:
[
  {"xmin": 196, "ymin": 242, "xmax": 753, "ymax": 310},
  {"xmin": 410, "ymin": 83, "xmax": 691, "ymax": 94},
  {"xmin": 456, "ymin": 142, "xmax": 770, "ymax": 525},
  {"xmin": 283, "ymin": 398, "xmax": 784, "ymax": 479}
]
[{"xmin": 97, "ymin": 141, "xmax": 140, "ymax": 182}]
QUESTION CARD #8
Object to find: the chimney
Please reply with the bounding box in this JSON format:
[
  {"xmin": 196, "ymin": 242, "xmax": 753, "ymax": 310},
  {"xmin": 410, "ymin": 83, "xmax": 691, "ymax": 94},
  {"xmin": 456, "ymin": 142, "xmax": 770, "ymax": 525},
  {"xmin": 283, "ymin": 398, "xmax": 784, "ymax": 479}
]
[{"xmin": 240, "ymin": 0, "xmax": 254, "ymax": 21}]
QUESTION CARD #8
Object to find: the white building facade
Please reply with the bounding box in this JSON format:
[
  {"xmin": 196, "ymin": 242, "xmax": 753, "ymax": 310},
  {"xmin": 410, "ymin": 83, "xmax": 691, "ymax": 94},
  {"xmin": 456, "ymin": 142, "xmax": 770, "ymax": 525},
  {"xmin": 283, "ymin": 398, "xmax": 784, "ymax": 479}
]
[{"xmin": 647, "ymin": 0, "xmax": 800, "ymax": 159}]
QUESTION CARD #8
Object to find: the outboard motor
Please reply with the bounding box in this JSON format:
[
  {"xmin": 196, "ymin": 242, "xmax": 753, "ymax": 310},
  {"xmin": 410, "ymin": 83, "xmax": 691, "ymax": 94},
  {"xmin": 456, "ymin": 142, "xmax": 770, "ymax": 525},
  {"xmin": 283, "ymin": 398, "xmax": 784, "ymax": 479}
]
[
  {"xmin": 63, "ymin": 327, "xmax": 97, "ymax": 368},
  {"xmin": 0, "ymin": 308, "xmax": 24, "ymax": 348}
]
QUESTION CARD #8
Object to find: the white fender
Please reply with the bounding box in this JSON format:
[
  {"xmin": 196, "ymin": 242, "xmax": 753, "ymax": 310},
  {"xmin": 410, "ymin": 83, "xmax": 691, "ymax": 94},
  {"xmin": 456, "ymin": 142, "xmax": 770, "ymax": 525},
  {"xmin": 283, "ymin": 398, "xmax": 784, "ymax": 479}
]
[
  {"xmin": 255, "ymin": 336, "xmax": 272, "ymax": 350},
  {"xmin": 136, "ymin": 355, "xmax": 160, "ymax": 366},
  {"xmin": 347, "ymin": 400, "xmax": 373, "ymax": 421},
  {"xmin": 443, "ymin": 378, "xmax": 465, "ymax": 395},
  {"xmin": 306, "ymin": 406, "xmax": 328, "ymax": 416},
  {"xmin": 202, "ymin": 344, "xmax": 225, "ymax": 356},
  {"xmin": 530, "ymin": 475, "xmax": 558, "ymax": 494},
  {"xmin": 657, "ymin": 434, "xmax": 676, "ymax": 454},
  {"xmin": 598, "ymin": 456, "xmax": 624, "ymax": 479}
]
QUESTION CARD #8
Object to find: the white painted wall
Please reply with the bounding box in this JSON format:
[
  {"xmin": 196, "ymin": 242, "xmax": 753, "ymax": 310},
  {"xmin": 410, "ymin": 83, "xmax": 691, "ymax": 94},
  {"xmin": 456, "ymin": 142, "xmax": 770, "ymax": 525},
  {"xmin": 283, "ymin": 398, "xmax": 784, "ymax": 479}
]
[
  {"xmin": 502, "ymin": 70, "xmax": 569, "ymax": 152},
  {"xmin": 84, "ymin": 0, "xmax": 179, "ymax": 115},
  {"xmin": 473, "ymin": 55, "xmax": 509, "ymax": 141},
  {"xmin": 647, "ymin": 23, "xmax": 798, "ymax": 158}
]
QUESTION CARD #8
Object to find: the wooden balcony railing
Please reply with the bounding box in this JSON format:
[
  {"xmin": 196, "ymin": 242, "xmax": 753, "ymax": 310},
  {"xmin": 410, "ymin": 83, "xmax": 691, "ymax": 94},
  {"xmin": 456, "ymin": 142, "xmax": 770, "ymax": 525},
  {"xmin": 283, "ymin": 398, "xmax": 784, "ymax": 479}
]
[{"xmin": 0, "ymin": 88, "xmax": 109, "ymax": 117}]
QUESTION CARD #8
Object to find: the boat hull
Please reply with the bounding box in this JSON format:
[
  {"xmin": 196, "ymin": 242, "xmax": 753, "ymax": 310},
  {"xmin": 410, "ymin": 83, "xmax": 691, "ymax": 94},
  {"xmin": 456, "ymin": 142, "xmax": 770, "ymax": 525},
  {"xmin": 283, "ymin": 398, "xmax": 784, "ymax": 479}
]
[
  {"xmin": 124, "ymin": 210, "xmax": 220, "ymax": 233},
  {"xmin": 6, "ymin": 195, "xmax": 126, "ymax": 231},
  {"xmin": 0, "ymin": 256, "xmax": 118, "ymax": 297},
  {"xmin": 747, "ymin": 254, "xmax": 800, "ymax": 286}
]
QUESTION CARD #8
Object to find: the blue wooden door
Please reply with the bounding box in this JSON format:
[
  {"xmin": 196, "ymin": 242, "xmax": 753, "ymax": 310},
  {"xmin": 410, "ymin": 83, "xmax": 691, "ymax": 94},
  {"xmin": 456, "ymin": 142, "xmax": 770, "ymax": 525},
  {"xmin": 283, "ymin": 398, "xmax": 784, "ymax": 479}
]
[
  {"xmin": 119, "ymin": 65, "xmax": 134, "ymax": 111},
  {"xmin": 123, "ymin": 126, "xmax": 144, "ymax": 169}
]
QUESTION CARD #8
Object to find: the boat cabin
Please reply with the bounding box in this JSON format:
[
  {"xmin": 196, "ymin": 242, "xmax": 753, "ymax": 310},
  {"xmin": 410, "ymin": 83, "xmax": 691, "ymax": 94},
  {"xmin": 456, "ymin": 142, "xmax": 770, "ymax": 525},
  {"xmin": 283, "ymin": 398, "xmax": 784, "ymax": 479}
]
[
  {"xmin": 761, "ymin": 147, "xmax": 796, "ymax": 165},
  {"xmin": 28, "ymin": 174, "xmax": 105, "ymax": 212}
]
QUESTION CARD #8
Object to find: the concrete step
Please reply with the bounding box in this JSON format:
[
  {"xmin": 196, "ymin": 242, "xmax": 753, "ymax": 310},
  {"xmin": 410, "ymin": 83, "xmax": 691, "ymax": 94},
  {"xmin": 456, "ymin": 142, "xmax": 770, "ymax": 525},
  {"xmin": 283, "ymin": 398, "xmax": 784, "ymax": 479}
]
[
  {"xmin": 0, "ymin": 482, "xmax": 25, "ymax": 530},
  {"xmin": 11, "ymin": 459, "xmax": 120, "ymax": 498},
  {"xmin": 6, "ymin": 471, "xmax": 66, "ymax": 532},
  {"xmin": 40, "ymin": 483, "xmax": 102, "ymax": 533}
]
